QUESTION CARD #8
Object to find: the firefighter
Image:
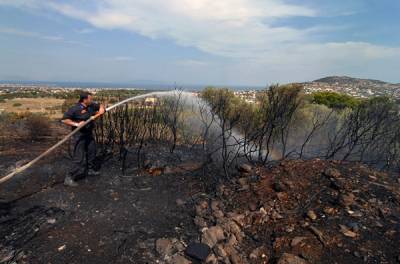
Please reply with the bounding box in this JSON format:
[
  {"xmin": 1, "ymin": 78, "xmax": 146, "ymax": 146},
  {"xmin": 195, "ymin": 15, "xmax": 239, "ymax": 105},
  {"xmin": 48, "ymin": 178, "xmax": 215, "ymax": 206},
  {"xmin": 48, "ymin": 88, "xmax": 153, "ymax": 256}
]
[{"xmin": 61, "ymin": 91, "xmax": 105, "ymax": 187}]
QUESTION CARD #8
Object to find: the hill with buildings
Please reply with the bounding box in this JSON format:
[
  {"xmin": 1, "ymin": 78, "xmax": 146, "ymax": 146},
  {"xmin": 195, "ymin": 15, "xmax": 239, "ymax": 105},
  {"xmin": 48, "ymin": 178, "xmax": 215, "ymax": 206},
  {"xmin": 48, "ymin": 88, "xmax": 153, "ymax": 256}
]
[{"xmin": 302, "ymin": 76, "xmax": 400, "ymax": 98}]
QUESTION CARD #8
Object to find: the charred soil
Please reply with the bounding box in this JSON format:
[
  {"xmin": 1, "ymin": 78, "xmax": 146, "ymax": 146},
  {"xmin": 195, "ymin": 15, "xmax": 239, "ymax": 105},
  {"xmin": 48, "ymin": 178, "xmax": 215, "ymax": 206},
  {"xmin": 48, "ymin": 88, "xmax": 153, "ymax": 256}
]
[{"xmin": 1, "ymin": 141, "xmax": 400, "ymax": 264}]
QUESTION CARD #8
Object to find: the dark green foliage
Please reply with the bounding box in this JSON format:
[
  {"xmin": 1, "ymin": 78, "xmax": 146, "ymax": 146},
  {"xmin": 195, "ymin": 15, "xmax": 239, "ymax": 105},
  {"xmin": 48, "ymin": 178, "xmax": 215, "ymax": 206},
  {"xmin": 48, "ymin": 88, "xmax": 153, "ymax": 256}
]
[{"xmin": 312, "ymin": 91, "xmax": 361, "ymax": 109}]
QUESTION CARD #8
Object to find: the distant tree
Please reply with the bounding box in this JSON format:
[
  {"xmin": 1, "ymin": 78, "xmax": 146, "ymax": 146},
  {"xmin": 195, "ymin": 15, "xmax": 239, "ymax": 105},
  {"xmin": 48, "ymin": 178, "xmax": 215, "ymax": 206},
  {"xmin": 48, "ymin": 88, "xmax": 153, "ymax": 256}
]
[{"xmin": 312, "ymin": 91, "xmax": 361, "ymax": 109}]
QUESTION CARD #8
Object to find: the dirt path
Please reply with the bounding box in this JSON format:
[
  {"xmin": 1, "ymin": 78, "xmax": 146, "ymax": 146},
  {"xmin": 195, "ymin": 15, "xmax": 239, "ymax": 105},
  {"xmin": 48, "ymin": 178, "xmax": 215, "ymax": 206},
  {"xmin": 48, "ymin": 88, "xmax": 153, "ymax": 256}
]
[{"xmin": 0, "ymin": 146, "xmax": 203, "ymax": 264}]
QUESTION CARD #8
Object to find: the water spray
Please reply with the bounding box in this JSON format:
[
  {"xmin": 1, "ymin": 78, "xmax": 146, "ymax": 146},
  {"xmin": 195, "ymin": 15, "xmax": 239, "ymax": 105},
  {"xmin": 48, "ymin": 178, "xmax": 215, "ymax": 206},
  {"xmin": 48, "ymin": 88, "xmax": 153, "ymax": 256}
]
[{"xmin": 0, "ymin": 91, "xmax": 175, "ymax": 185}]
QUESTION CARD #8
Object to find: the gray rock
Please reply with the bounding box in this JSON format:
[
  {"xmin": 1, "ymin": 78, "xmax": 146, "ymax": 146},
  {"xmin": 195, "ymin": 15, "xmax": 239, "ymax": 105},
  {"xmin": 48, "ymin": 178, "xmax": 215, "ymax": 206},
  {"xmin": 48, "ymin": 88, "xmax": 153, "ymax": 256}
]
[{"xmin": 185, "ymin": 242, "xmax": 211, "ymax": 261}]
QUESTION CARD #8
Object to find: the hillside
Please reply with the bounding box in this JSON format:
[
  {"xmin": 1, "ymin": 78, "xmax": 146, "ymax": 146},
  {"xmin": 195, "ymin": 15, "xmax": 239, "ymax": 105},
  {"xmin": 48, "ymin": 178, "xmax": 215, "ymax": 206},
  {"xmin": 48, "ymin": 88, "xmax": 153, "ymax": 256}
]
[
  {"xmin": 302, "ymin": 76, "xmax": 400, "ymax": 98},
  {"xmin": 1, "ymin": 141, "xmax": 399, "ymax": 263},
  {"xmin": 314, "ymin": 76, "xmax": 388, "ymax": 86}
]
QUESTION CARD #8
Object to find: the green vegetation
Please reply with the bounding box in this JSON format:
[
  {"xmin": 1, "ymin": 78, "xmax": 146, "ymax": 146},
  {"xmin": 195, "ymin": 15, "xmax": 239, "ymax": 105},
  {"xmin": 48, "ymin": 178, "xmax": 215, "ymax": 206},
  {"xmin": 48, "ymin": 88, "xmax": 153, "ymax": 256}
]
[
  {"xmin": 312, "ymin": 91, "xmax": 361, "ymax": 109},
  {"xmin": 0, "ymin": 90, "xmax": 82, "ymax": 101},
  {"xmin": 12, "ymin": 102, "xmax": 22, "ymax": 107}
]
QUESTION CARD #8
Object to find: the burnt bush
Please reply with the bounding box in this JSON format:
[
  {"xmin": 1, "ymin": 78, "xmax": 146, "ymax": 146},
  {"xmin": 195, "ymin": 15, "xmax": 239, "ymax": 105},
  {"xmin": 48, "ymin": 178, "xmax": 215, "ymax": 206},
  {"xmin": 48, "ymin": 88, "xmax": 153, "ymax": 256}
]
[
  {"xmin": 24, "ymin": 113, "xmax": 52, "ymax": 141},
  {"xmin": 0, "ymin": 112, "xmax": 52, "ymax": 142}
]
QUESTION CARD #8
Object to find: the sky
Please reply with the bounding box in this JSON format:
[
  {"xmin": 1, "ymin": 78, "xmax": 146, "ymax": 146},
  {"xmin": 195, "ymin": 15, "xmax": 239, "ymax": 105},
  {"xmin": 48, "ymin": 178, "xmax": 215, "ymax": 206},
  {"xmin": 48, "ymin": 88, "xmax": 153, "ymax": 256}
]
[{"xmin": 0, "ymin": 0, "xmax": 399, "ymax": 86}]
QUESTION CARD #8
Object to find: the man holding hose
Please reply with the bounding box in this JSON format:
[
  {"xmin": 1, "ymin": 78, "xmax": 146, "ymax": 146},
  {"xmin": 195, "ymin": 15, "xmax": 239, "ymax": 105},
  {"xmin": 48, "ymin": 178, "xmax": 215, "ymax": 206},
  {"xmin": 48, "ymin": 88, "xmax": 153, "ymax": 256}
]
[{"xmin": 62, "ymin": 92, "xmax": 105, "ymax": 187}]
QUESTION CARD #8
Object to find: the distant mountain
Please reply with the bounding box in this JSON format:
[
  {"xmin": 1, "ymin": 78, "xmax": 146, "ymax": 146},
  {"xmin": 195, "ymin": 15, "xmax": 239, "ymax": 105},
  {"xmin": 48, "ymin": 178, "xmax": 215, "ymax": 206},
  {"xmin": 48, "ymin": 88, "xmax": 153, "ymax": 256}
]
[
  {"xmin": 302, "ymin": 76, "xmax": 400, "ymax": 98},
  {"xmin": 313, "ymin": 76, "xmax": 390, "ymax": 86}
]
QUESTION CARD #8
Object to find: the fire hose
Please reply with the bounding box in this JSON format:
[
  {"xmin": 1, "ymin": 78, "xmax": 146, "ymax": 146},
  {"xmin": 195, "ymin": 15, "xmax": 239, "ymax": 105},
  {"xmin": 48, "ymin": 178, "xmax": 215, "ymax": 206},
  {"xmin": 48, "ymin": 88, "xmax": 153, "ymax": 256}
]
[{"xmin": 0, "ymin": 91, "xmax": 172, "ymax": 185}]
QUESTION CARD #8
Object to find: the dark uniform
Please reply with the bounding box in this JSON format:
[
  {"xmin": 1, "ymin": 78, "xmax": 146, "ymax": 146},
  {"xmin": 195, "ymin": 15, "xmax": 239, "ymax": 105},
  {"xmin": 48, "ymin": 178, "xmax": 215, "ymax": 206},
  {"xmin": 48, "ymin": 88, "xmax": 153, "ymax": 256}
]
[{"xmin": 62, "ymin": 102, "xmax": 100, "ymax": 180}]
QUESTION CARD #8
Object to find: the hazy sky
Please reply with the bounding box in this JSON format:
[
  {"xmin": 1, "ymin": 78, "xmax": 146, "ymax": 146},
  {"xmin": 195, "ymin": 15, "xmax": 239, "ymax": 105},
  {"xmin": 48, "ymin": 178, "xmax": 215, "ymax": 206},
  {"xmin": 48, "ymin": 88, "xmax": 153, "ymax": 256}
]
[{"xmin": 0, "ymin": 0, "xmax": 399, "ymax": 86}]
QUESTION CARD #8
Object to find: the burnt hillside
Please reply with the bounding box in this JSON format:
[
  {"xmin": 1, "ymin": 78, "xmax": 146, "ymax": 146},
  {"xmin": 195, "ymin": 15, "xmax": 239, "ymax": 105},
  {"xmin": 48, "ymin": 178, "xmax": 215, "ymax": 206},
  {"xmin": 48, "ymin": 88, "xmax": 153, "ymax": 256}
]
[{"xmin": 1, "ymin": 140, "xmax": 399, "ymax": 263}]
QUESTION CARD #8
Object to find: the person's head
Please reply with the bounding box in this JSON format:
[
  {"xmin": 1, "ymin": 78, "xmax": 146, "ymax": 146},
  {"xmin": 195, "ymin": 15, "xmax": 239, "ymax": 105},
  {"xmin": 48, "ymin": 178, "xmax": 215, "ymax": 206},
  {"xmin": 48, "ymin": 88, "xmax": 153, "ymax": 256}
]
[{"xmin": 79, "ymin": 91, "xmax": 93, "ymax": 105}]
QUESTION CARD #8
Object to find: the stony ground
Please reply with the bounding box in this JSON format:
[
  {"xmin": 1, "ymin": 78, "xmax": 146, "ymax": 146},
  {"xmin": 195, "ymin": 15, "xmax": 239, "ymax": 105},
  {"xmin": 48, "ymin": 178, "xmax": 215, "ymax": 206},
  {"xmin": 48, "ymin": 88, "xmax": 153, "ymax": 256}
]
[
  {"xmin": 191, "ymin": 160, "xmax": 400, "ymax": 264},
  {"xmin": 1, "ymin": 140, "xmax": 400, "ymax": 264}
]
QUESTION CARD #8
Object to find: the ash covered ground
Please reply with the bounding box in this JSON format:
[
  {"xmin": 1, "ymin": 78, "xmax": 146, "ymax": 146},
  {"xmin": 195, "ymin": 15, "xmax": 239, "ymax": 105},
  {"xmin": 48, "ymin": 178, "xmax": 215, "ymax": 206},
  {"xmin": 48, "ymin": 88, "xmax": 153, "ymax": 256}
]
[{"xmin": 0, "ymin": 141, "xmax": 400, "ymax": 264}]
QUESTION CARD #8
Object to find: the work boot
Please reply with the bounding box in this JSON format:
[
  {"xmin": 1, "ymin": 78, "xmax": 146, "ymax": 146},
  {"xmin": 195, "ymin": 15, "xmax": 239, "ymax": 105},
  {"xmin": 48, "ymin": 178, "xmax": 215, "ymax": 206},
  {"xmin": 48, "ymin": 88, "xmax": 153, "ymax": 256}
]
[
  {"xmin": 88, "ymin": 169, "xmax": 100, "ymax": 177},
  {"xmin": 64, "ymin": 176, "xmax": 79, "ymax": 187}
]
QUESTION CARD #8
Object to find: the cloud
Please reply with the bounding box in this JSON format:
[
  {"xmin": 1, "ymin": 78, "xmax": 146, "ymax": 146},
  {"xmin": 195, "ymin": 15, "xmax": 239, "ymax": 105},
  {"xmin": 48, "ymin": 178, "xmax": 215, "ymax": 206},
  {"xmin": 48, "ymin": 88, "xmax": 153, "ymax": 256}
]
[
  {"xmin": 1, "ymin": 0, "xmax": 399, "ymax": 84},
  {"xmin": 0, "ymin": 26, "xmax": 89, "ymax": 46},
  {"xmin": 100, "ymin": 56, "xmax": 135, "ymax": 62},
  {"xmin": 43, "ymin": 0, "xmax": 317, "ymax": 57},
  {"xmin": 34, "ymin": 1, "xmax": 398, "ymax": 61}
]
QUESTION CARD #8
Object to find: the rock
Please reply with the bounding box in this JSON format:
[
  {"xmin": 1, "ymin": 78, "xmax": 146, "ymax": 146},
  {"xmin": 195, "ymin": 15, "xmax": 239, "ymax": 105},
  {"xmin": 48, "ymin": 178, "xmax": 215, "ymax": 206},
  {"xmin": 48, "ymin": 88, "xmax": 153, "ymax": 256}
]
[
  {"xmin": 306, "ymin": 210, "xmax": 317, "ymax": 221},
  {"xmin": 277, "ymin": 253, "xmax": 308, "ymax": 264},
  {"xmin": 214, "ymin": 244, "xmax": 228, "ymax": 258},
  {"xmin": 309, "ymin": 226, "xmax": 326, "ymax": 246},
  {"xmin": 272, "ymin": 210, "xmax": 284, "ymax": 220},
  {"xmin": 249, "ymin": 247, "xmax": 266, "ymax": 260},
  {"xmin": 248, "ymin": 202, "xmax": 258, "ymax": 211},
  {"xmin": 213, "ymin": 210, "xmax": 224, "ymax": 219},
  {"xmin": 47, "ymin": 218, "xmax": 56, "ymax": 224},
  {"xmin": 57, "ymin": 245, "xmax": 66, "ymax": 252},
  {"xmin": 170, "ymin": 254, "xmax": 192, "ymax": 264},
  {"xmin": 0, "ymin": 247, "xmax": 15, "ymax": 263},
  {"xmin": 291, "ymin": 237, "xmax": 307, "ymax": 247},
  {"xmin": 238, "ymin": 177, "xmax": 248, "ymax": 187},
  {"xmin": 339, "ymin": 225, "xmax": 357, "ymax": 238},
  {"xmin": 173, "ymin": 240, "xmax": 186, "ymax": 252},
  {"xmin": 176, "ymin": 199, "xmax": 185, "ymax": 206},
  {"xmin": 211, "ymin": 200, "xmax": 221, "ymax": 211},
  {"xmin": 323, "ymin": 207, "xmax": 335, "ymax": 215},
  {"xmin": 339, "ymin": 193, "xmax": 356, "ymax": 207},
  {"xmin": 226, "ymin": 234, "xmax": 238, "ymax": 246},
  {"xmin": 224, "ymin": 245, "xmax": 242, "ymax": 264},
  {"xmin": 205, "ymin": 254, "xmax": 218, "ymax": 264},
  {"xmin": 202, "ymin": 226, "xmax": 225, "ymax": 247},
  {"xmin": 195, "ymin": 202, "xmax": 208, "ymax": 217},
  {"xmin": 194, "ymin": 216, "xmax": 207, "ymax": 228},
  {"xmin": 156, "ymin": 238, "xmax": 173, "ymax": 256},
  {"xmin": 348, "ymin": 222, "xmax": 360, "ymax": 232},
  {"xmin": 238, "ymin": 163, "xmax": 252, "ymax": 173},
  {"xmin": 228, "ymin": 213, "xmax": 246, "ymax": 227},
  {"xmin": 324, "ymin": 167, "xmax": 341, "ymax": 178},
  {"xmin": 277, "ymin": 192, "xmax": 289, "ymax": 201},
  {"xmin": 198, "ymin": 200, "xmax": 209, "ymax": 209},
  {"xmin": 225, "ymin": 221, "xmax": 242, "ymax": 241},
  {"xmin": 185, "ymin": 242, "xmax": 211, "ymax": 261}
]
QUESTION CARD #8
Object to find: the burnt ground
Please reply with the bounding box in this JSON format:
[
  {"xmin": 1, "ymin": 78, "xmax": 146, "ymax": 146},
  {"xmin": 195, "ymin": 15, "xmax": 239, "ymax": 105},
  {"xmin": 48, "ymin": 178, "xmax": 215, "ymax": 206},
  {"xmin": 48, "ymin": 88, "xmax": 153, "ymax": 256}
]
[
  {"xmin": 0, "ymin": 139, "xmax": 206, "ymax": 264},
  {"xmin": 1, "ymin": 138, "xmax": 400, "ymax": 264},
  {"xmin": 193, "ymin": 160, "xmax": 400, "ymax": 264}
]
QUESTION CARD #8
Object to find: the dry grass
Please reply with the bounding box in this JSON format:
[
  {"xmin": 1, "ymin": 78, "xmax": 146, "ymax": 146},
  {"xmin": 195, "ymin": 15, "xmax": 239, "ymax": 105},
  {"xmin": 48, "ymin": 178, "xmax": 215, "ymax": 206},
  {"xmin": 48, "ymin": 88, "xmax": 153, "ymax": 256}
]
[{"xmin": 0, "ymin": 97, "xmax": 64, "ymax": 118}]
